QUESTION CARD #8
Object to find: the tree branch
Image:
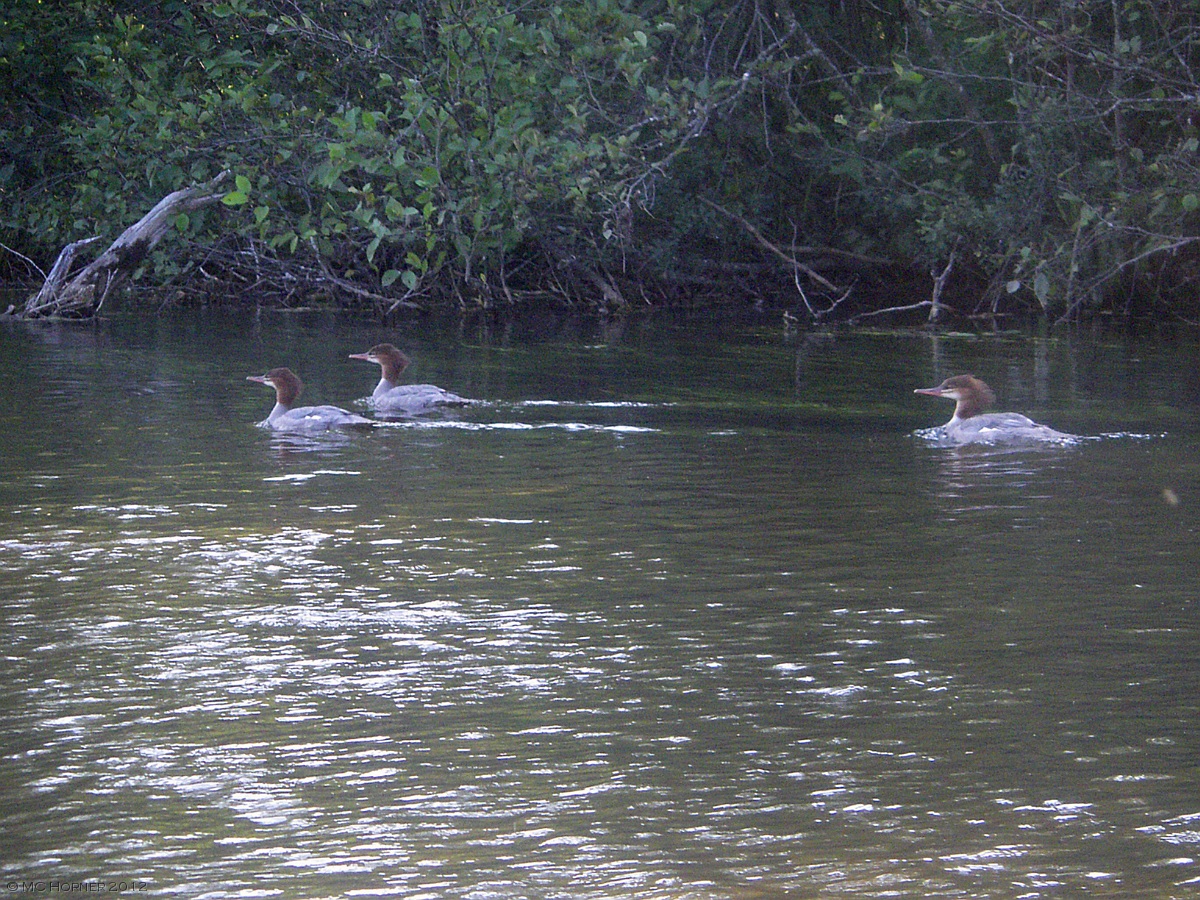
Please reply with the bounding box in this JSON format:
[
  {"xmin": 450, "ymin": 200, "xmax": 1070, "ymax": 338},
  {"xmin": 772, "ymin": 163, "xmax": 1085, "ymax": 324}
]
[{"xmin": 23, "ymin": 172, "xmax": 231, "ymax": 318}]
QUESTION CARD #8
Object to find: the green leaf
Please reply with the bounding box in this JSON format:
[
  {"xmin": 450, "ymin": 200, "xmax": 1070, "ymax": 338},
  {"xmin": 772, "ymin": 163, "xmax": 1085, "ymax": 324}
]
[
  {"xmin": 1034, "ymin": 269, "xmax": 1051, "ymax": 305},
  {"xmin": 381, "ymin": 269, "xmax": 401, "ymax": 286},
  {"xmin": 222, "ymin": 191, "xmax": 249, "ymax": 206},
  {"xmin": 1183, "ymin": 194, "xmax": 1199, "ymax": 212}
]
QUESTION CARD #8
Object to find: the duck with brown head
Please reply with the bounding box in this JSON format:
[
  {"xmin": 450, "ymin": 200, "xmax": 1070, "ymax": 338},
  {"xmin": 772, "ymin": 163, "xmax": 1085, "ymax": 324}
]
[
  {"xmin": 915, "ymin": 374, "xmax": 1077, "ymax": 445},
  {"xmin": 348, "ymin": 343, "xmax": 472, "ymax": 417},
  {"xmin": 247, "ymin": 367, "xmax": 374, "ymax": 432}
]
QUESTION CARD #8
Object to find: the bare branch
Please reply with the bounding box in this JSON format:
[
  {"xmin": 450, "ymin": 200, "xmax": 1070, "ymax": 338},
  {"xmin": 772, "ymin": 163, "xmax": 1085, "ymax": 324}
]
[{"xmin": 23, "ymin": 172, "xmax": 231, "ymax": 318}]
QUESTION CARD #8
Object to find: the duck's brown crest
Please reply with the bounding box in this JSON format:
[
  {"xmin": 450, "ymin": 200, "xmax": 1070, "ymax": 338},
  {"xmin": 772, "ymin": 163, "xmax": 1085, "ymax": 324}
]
[{"xmin": 351, "ymin": 343, "xmax": 412, "ymax": 381}]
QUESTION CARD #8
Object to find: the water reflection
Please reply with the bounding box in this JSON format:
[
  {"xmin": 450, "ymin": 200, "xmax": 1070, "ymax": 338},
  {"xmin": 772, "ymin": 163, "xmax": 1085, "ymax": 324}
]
[
  {"xmin": 917, "ymin": 440, "xmax": 1081, "ymax": 515},
  {"xmin": 2, "ymin": 315, "xmax": 1200, "ymax": 897},
  {"xmin": 259, "ymin": 431, "xmax": 370, "ymax": 455}
]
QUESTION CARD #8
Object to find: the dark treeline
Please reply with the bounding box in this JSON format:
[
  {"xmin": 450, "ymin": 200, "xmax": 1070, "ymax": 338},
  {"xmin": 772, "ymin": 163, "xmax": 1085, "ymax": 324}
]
[{"xmin": 3, "ymin": 0, "xmax": 1199, "ymax": 324}]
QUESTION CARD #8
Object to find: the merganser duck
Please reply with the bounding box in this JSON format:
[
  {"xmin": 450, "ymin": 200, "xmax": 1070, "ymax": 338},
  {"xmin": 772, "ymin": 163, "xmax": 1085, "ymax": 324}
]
[
  {"xmin": 247, "ymin": 367, "xmax": 373, "ymax": 432},
  {"xmin": 914, "ymin": 374, "xmax": 1076, "ymax": 445},
  {"xmin": 348, "ymin": 343, "xmax": 470, "ymax": 416}
]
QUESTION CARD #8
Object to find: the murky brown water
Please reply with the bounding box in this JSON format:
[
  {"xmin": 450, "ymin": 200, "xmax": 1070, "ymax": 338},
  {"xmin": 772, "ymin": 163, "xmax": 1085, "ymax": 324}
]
[{"xmin": 2, "ymin": 311, "xmax": 1199, "ymax": 898}]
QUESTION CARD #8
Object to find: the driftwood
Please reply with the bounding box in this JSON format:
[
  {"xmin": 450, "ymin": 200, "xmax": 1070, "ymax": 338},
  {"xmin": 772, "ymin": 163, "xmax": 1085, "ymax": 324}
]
[{"xmin": 22, "ymin": 171, "xmax": 230, "ymax": 318}]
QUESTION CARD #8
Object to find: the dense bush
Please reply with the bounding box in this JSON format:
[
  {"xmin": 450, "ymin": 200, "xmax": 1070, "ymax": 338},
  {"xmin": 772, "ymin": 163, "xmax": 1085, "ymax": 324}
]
[{"xmin": 2, "ymin": 0, "xmax": 1199, "ymax": 322}]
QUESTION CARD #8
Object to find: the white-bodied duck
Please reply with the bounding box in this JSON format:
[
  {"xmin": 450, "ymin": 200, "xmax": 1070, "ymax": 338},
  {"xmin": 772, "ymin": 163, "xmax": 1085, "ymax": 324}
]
[
  {"xmin": 915, "ymin": 374, "xmax": 1076, "ymax": 445},
  {"xmin": 247, "ymin": 367, "xmax": 373, "ymax": 432},
  {"xmin": 348, "ymin": 343, "xmax": 471, "ymax": 416}
]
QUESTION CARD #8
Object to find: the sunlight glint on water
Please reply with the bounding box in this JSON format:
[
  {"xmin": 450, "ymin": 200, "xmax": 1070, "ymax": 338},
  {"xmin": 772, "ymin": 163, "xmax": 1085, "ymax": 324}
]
[{"xmin": 1, "ymin": 314, "xmax": 1199, "ymax": 897}]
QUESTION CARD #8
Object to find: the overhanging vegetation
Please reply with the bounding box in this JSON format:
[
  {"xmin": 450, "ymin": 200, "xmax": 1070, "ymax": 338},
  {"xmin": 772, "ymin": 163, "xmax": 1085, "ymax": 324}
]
[{"xmin": 2, "ymin": 0, "xmax": 1199, "ymax": 323}]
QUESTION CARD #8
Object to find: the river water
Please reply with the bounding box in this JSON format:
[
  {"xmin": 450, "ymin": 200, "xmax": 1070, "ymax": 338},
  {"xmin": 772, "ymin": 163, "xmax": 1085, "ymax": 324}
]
[{"xmin": 1, "ymin": 310, "xmax": 1199, "ymax": 898}]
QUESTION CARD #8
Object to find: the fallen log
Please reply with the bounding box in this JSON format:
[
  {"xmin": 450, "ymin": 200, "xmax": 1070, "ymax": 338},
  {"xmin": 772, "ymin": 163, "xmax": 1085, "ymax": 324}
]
[{"xmin": 22, "ymin": 171, "xmax": 230, "ymax": 318}]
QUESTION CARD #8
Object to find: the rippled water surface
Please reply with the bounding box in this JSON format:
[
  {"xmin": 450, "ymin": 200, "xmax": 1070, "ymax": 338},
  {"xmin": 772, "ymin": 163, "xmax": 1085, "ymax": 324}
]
[{"xmin": 2, "ymin": 311, "xmax": 1200, "ymax": 898}]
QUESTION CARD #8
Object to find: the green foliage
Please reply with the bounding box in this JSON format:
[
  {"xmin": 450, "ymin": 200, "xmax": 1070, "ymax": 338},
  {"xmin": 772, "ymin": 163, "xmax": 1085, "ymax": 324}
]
[
  {"xmin": 259, "ymin": 0, "xmax": 710, "ymax": 304},
  {"xmin": 767, "ymin": 0, "xmax": 1200, "ymax": 317},
  {"xmin": 648, "ymin": 0, "xmax": 1200, "ymax": 319},
  {"xmin": 1, "ymin": 0, "xmax": 714, "ymax": 306},
  {"xmin": 3, "ymin": 0, "xmax": 1199, "ymax": 320}
]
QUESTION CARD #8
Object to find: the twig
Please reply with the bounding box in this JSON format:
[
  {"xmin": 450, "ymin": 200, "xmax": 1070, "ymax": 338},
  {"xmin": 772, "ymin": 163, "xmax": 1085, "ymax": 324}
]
[
  {"xmin": 928, "ymin": 247, "xmax": 956, "ymax": 325},
  {"xmin": 702, "ymin": 197, "xmax": 888, "ymax": 268},
  {"xmin": 0, "ymin": 241, "xmax": 48, "ymax": 281},
  {"xmin": 848, "ymin": 299, "xmax": 935, "ymax": 325},
  {"xmin": 308, "ymin": 238, "xmax": 423, "ymax": 310},
  {"xmin": 701, "ymin": 198, "xmax": 839, "ymax": 292}
]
